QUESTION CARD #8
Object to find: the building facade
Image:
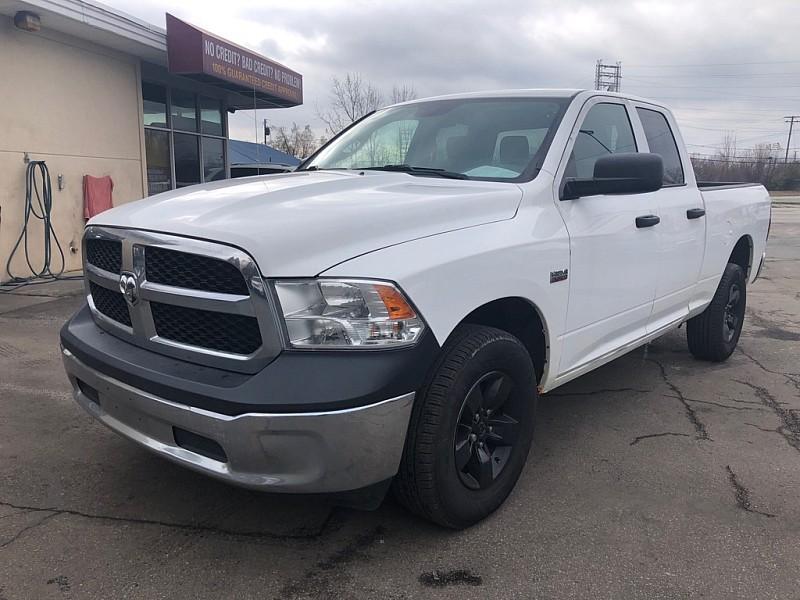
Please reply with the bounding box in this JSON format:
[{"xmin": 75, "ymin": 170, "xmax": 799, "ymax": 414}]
[{"xmin": 0, "ymin": 0, "xmax": 302, "ymax": 282}]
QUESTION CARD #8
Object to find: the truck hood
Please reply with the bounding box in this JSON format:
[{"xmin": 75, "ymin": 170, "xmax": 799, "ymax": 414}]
[{"xmin": 90, "ymin": 170, "xmax": 522, "ymax": 276}]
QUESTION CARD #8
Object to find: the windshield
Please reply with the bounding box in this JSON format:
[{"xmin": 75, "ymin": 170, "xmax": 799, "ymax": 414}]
[{"xmin": 302, "ymin": 97, "xmax": 570, "ymax": 181}]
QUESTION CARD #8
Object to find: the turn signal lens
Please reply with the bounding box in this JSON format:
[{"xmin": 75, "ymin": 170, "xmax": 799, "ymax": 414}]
[
  {"xmin": 375, "ymin": 284, "xmax": 416, "ymax": 319},
  {"xmin": 273, "ymin": 279, "xmax": 424, "ymax": 348}
]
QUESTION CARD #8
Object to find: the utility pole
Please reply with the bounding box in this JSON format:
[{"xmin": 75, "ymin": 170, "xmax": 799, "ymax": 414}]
[
  {"xmin": 785, "ymin": 116, "xmax": 799, "ymax": 163},
  {"xmin": 595, "ymin": 60, "xmax": 622, "ymax": 92}
]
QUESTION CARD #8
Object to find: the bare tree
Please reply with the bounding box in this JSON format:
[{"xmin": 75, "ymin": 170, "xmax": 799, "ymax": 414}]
[
  {"xmin": 691, "ymin": 135, "xmax": 800, "ymax": 190},
  {"xmin": 390, "ymin": 84, "xmax": 417, "ymax": 104},
  {"xmin": 317, "ymin": 73, "xmax": 384, "ymax": 135},
  {"xmin": 719, "ymin": 132, "xmax": 737, "ymax": 161},
  {"xmin": 272, "ymin": 123, "xmax": 319, "ymax": 159}
]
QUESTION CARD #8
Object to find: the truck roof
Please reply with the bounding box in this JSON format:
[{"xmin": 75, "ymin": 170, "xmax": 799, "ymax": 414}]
[{"xmin": 388, "ymin": 88, "xmax": 669, "ymax": 110}]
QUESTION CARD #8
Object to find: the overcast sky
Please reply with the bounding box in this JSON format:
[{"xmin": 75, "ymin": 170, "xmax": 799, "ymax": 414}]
[{"xmin": 104, "ymin": 0, "xmax": 800, "ymax": 157}]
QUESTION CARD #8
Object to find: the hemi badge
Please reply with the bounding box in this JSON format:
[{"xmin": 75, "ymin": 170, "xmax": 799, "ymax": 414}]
[{"xmin": 550, "ymin": 269, "xmax": 568, "ymax": 284}]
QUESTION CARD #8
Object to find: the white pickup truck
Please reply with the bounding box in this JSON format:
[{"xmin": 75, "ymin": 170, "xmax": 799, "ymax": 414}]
[{"xmin": 61, "ymin": 89, "xmax": 771, "ymax": 528}]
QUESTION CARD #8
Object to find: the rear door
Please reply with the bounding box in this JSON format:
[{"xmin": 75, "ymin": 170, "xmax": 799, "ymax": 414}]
[
  {"xmin": 631, "ymin": 105, "xmax": 706, "ymax": 331},
  {"xmin": 553, "ymin": 97, "xmax": 660, "ymax": 378}
]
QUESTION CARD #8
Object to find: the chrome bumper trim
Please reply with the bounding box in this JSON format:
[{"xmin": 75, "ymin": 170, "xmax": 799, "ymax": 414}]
[{"xmin": 62, "ymin": 348, "xmax": 414, "ymax": 493}]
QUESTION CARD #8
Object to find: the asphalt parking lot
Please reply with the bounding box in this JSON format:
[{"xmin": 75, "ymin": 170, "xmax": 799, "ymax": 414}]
[{"xmin": 1, "ymin": 208, "xmax": 798, "ymax": 600}]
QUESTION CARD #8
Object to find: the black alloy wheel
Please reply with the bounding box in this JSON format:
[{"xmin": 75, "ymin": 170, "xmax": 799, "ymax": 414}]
[
  {"xmin": 687, "ymin": 262, "xmax": 747, "ymax": 362},
  {"xmin": 394, "ymin": 324, "xmax": 538, "ymax": 528},
  {"xmin": 454, "ymin": 371, "xmax": 521, "ymax": 490},
  {"xmin": 723, "ymin": 282, "xmax": 742, "ymax": 343}
]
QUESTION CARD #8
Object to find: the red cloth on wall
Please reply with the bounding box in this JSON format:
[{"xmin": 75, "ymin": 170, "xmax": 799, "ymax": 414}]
[{"xmin": 83, "ymin": 175, "xmax": 114, "ymax": 219}]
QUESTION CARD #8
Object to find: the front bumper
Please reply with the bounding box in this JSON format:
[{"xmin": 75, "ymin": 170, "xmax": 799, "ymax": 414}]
[{"xmin": 62, "ymin": 347, "xmax": 414, "ymax": 493}]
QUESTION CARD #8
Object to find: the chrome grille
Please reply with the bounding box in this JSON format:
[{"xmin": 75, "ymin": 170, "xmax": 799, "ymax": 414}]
[{"xmin": 82, "ymin": 226, "xmax": 282, "ymax": 374}]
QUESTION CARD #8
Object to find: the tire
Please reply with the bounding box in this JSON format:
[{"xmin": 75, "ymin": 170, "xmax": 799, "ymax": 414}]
[
  {"xmin": 393, "ymin": 324, "xmax": 537, "ymax": 529},
  {"xmin": 687, "ymin": 263, "xmax": 747, "ymax": 362}
]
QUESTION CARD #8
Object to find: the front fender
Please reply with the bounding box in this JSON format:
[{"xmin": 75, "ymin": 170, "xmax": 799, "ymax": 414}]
[{"xmin": 321, "ymin": 206, "xmax": 570, "ymax": 390}]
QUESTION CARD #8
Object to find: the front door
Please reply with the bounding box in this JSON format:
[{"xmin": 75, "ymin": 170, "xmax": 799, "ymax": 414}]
[{"xmin": 554, "ymin": 98, "xmax": 661, "ymax": 378}]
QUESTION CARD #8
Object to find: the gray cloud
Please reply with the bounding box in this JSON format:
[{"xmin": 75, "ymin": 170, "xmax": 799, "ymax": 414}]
[{"xmin": 105, "ymin": 0, "xmax": 800, "ymax": 154}]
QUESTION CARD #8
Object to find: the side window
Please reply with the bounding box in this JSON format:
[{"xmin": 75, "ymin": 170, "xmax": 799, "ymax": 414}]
[
  {"xmin": 566, "ymin": 103, "xmax": 637, "ymax": 179},
  {"xmin": 636, "ymin": 108, "xmax": 685, "ymax": 185}
]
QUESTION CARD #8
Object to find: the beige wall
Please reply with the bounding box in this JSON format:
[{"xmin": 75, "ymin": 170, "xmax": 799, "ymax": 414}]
[{"xmin": 0, "ymin": 16, "xmax": 145, "ymax": 282}]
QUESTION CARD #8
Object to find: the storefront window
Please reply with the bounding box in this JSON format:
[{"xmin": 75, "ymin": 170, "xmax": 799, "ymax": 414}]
[
  {"xmin": 142, "ymin": 81, "xmax": 228, "ymax": 195},
  {"xmin": 144, "ymin": 129, "xmax": 171, "ymax": 195},
  {"xmin": 171, "ymin": 89, "xmax": 198, "ymax": 132},
  {"xmin": 174, "ymin": 133, "xmax": 201, "ymax": 188},
  {"xmin": 142, "ymin": 82, "xmax": 168, "ymax": 128},
  {"xmin": 203, "ymin": 137, "xmax": 225, "ymax": 182},
  {"xmin": 200, "ymin": 96, "xmax": 223, "ymax": 136}
]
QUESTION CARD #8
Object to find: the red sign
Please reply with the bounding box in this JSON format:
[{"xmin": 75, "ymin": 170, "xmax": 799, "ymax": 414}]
[{"xmin": 166, "ymin": 14, "xmax": 303, "ymax": 107}]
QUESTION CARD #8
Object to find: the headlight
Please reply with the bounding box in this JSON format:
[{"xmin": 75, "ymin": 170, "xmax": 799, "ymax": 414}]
[{"xmin": 273, "ymin": 279, "xmax": 425, "ymax": 348}]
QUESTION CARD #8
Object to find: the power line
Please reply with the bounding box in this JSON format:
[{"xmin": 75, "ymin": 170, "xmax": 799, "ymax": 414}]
[
  {"xmin": 634, "ymin": 95, "xmax": 800, "ymax": 103},
  {"xmin": 684, "ymin": 131, "xmax": 790, "ymax": 146},
  {"xmin": 679, "ymin": 123, "xmax": 784, "ymax": 132},
  {"xmin": 670, "ymin": 105, "xmax": 800, "ymax": 113},
  {"xmin": 687, "ymin": 157, "xmax": 797, "ymax": 165},
  {"xmin": 588, "ymin": 61, "xmax": 800, "ymax": 158},
  {"xmin": 677, "ymin": 116, "xmax": 783, "ymax": 125},
  {"xmin": 626, "ymin": 80, "xmax": 800, "ymax": 91},
  {"xmin": 626, "ymin": 60, "xmax": 800, "ymax": 68},
  {"xmin": 624, "ymin": 84, "xmax": 800, "ymax": 102},
  {"xmin": 626, "ymin": 72, "xmax": 800, "ymax": 79}
]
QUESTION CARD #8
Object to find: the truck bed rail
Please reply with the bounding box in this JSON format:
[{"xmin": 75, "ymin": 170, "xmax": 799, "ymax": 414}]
[{"xmin": 697, "ymin": 181, "xmax": 761, "ymax": 191}]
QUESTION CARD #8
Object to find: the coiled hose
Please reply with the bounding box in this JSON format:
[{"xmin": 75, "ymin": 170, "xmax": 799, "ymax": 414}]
[{"xmin": 2, "ymin": 160, "xmax": 79, "ymax": 291}]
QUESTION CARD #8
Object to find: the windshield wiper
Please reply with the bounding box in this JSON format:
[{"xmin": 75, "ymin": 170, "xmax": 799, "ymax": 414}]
[
  {"xmin": 579, "ymin": 129, "xmax": 613, "ymax": 154},
  {"xmin": 302, "ymin": 166, "xmax": 350, "ymax": 171},
  {"xmin": 362, "ymin": 164, "xmax": 470, "ymax": 180}
]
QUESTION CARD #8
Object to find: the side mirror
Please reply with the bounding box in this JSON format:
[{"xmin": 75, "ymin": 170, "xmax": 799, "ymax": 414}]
[{"xmin": 562, "ymin": 152, "xmax": 663, "ymax": 200}]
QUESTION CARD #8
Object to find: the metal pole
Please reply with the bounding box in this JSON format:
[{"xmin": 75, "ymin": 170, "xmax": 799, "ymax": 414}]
[
  {"xmin": 594, "ymin": 60, "xmax": 601, "ymax": 91},
  {"xmin": 785, "ymin": 116, "xmax": 798, "ymax": 163}
]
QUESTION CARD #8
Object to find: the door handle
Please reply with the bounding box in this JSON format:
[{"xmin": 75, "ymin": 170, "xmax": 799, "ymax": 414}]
[
  {"xmin": 686, "ymin": 208, "xmax": 706, "ymax": 219},
  {"xmin": 635, "ymin": 215, "xmax": 660, "ymax": 228}
]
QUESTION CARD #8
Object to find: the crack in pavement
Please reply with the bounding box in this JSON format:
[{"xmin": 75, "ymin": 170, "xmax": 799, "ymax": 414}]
[
  {"xmin": 725, "ymin": 466, "xmax": 776, "ymax": 518},
  {"xmin": 0, "ymin": 500, "xmax": 338, "ymax": 547},
  {"xmin": 630, "ymin": 432, "xmax": 691, "ymax": 446},
  {"xmin": 0, "ymin": 509, "xmax": 32, "ymax": 521},
  {"xmin": 648, "ymin": 359, "xmax": 711, "ymax": 441},
  {"xmin": 547, "ymin": 387, "xmax": 651, "ymax": 398},
  {"xmin": 663, "ymin": 394, "xmax": 766, "ymax": 412},
  {"xmin": 734, "ymin": 380, "xmax": 800, "ymax": 454},
  {"xmin": 737, "ymin": 347, "xmax": 800, "ymax": 396},
  {"xmin": 744, "ymin": 422, "xmax": 781, "ymax": 434},
  {"xmin": 737, "ymin": 347, "xmax": 800, "ymax": 377},
  {"xmin": 116, "ymin": 491, "xmax": 282, "ymax": 598},
  {"xmin": 0, "ymin": 512, "xmax": 58, "ymax": 549}
]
